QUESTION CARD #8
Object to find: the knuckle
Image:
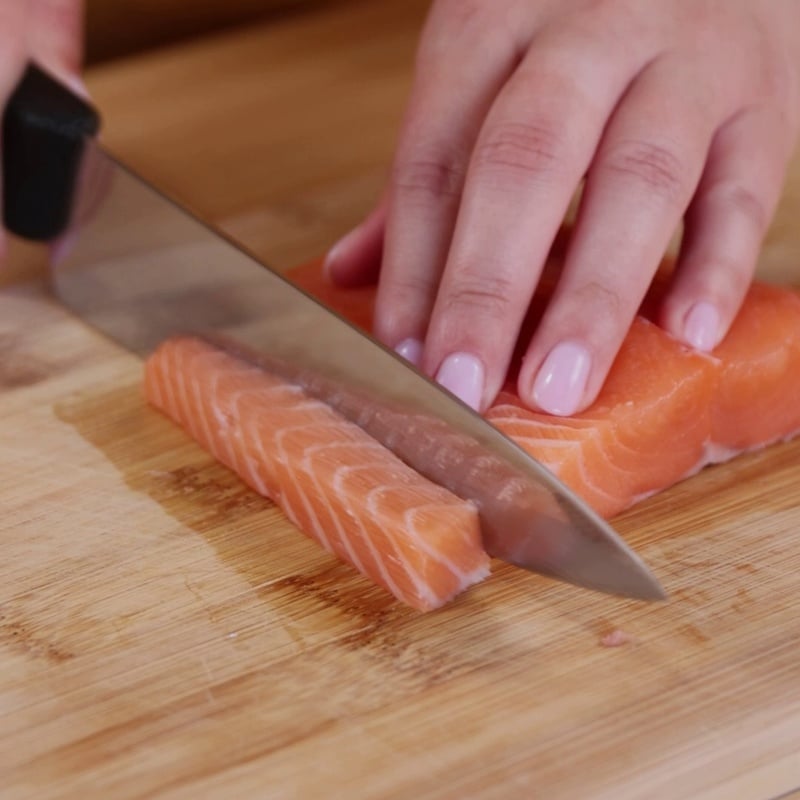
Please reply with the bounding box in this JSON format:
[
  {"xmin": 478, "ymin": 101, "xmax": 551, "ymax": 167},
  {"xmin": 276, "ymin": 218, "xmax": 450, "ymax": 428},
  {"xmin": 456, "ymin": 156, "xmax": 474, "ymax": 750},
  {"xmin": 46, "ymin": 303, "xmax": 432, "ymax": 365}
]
[
  {"xmin": 570, "ymin": 280, "xmax": 624, "ymax": 328},
  {"xmin": 442, "ymin": 269, "xmax": 517, "ymax": 320},
  {"xmin": 392, "ymin": 149, "xmax": 465, "ymax": 203},
  {"xmin": 384, "ymin": 272, "xmax": 438, "ymax": 303},
  {"xmin": 601, "ymin": 139, "xmax": 688, "ymax": 204},
  {"xmin": 473, "ymin": 121, "xmax": 566, "ymax": 184},
  {"xmin": 713, "ymin": 181, "xmax": 770, "ymax": 234}
]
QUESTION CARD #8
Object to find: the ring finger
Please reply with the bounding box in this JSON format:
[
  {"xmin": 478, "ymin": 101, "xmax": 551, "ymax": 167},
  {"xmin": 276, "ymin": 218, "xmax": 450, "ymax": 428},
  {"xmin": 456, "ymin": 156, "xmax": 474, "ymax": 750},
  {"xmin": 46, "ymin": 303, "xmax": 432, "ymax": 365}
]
[
  {"xmin": 421, "ymin": 26, "xmax": 649, "ymax": 410},
  {"xmin": 518, "ymin": 55, "xmax": 732, "ymax": 415}
]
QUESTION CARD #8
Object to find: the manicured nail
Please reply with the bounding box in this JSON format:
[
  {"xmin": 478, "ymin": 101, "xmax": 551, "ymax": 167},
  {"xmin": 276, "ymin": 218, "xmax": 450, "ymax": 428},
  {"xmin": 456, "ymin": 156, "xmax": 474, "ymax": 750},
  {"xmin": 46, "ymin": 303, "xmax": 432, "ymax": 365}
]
[
  {"xmin": 532, "ymin": 342, "xmax": 591, "ymax": 416},
  {"xmin": 395, "ymin": 338, "xmax": 423, "ymax": 367},
  {"xmin": 436, "ymin": 352, "xmax": 484, "ymax": 411},
  {"xmin": 683, "ymin": 302, "xmax": 720, "ymax": 351}
]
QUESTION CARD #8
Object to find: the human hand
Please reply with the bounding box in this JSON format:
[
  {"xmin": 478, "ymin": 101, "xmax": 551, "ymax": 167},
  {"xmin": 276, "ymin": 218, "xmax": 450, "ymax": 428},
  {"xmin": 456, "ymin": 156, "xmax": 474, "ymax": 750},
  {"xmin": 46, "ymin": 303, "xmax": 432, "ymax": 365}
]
[
  {"xmin": 1, "ymin": 1, "xmax": 86, "ymax": 257},
  {"xmin": 325, "ymin": 0, "xmax": 800, "ymax": 415}
]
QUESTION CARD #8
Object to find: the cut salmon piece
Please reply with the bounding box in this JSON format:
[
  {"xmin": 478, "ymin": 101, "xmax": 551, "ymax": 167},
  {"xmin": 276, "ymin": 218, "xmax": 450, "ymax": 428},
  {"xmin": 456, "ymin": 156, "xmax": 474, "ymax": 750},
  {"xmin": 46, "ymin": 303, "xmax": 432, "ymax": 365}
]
[
  {"xmin": 486, "ymin": 318, "xmax": 719, "ymax": 518},
  {"xmin": 707, "ymin": 282, "xmax": 800, "ymax": 454},
  {"xmin": 143, "ymin": 257, "xmax": 800, "ymax": 611},
  {"xmin": 289, "ymin": 257, "xmax": 800, "ymax": 519},
  {"xmin": 144, "ymin": 335, "xmax": 490, "ymax": 612}
]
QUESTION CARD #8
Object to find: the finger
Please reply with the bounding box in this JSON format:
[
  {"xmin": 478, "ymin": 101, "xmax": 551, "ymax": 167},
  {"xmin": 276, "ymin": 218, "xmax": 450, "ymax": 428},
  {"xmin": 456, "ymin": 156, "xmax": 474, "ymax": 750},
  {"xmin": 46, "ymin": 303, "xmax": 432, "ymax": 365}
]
[
  {"xmin": 324, "ymin": 196, "xmax": 387, "ymax": 288},
  {"xmin": 0, "ymin": 1, "xmax": 32, "ymax": 262},
  {"xmin": 422, "ymin": 28, "xmax": 648, "ymax": 411},
  {"xmin": 372, "ymin": 0, "xmax": 531, "ymax": 355},
  {"xmin": 28, "ymin": 0, "xmax": 86, "ymax": 93},
  {"xmin": 518, "ymin": 57, "xmax": 729, "ymax": 415},
  {"xmin": 659, "ymin": 106, "xmax": 796, "ymax": 351}
]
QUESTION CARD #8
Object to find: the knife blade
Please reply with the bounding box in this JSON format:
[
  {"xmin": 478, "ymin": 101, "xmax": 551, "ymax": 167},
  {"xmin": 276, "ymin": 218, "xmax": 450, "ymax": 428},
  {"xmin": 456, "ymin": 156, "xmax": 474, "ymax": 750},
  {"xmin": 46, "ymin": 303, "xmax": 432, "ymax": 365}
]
[{"xmin": 3, "ymin": 63, "xmax": 666, "ymax": 601}]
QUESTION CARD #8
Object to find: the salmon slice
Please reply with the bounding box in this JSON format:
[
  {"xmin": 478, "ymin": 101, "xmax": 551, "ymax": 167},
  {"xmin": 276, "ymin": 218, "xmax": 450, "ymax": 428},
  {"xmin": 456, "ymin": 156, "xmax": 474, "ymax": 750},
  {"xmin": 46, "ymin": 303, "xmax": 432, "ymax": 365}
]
[
  {"xmin": 289, "ymin": 257, "xmax": 800, "ymax": 519},
  {"xmin": 144, "ymin": 335, "xmax": 490, "ymax": 612},
  {"xmin": 707, "ymin": 282, "xmax": 800, "ymax": 455},
  {"xmin": 486, "ymin": 318, "xmax": 719, "ymax": 518},
  {"xmin": 143, "ymin": 258, "xmax": 800, "ymax": 611}
]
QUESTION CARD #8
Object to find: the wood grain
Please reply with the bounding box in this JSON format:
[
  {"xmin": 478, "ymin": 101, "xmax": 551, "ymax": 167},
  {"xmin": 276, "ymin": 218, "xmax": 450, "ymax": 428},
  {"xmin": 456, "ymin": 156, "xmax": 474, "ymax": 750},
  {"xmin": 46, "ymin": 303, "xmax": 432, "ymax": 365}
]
[{"xmin": 2, "ymin": 1, "xmax": 800, "ymax": 797}]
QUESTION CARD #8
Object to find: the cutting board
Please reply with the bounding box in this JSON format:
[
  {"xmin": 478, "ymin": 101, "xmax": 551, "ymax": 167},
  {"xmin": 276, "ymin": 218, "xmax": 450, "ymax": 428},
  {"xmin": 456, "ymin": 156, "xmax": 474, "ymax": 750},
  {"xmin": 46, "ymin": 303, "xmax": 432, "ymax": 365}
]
[{"xmin": 3, "ymin": 1, "xmax": 800, "ymax": 797}]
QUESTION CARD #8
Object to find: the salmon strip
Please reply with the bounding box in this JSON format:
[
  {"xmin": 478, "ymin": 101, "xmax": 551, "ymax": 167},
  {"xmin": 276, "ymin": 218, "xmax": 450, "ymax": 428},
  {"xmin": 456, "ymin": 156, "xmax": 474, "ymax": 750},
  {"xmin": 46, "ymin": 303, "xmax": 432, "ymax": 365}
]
[
  {"xmin": 144, "ymin": 336, "xmax": 490, "ymax": 612},
  {"xmin": 289, "ymin": 257, "xmax": 800, "ymax": 519}
]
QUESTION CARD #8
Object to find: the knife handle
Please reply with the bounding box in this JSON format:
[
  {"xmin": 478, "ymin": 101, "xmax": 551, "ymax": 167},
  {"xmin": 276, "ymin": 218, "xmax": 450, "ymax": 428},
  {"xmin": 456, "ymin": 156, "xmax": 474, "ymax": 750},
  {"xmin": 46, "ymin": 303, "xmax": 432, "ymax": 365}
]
[{"xmin": 2, "ymin": 62, "xmax": 101, "ymax": 242}]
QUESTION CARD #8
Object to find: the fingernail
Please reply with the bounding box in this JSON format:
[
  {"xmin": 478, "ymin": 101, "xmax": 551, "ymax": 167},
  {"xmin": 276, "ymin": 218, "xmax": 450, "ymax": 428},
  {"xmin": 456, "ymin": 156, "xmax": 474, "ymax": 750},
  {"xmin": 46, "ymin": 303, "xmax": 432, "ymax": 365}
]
[
  {"xmin": 323, "ymin": 226, "xmax": 360, "ymax": 279},
  {"xmin": 683, "ymin": 302, "xmax": 720, "ymax": 351},
  {"xmin": 436, "ymin": 352, "xmax": 484, "ymax": 411},
  {"xmin": 532, "ymin": 342, "xmax": 591, "ymax": 416},
  {"xmin": 395, "ymin": 338, "xmax": 423, "ymax": 367}
]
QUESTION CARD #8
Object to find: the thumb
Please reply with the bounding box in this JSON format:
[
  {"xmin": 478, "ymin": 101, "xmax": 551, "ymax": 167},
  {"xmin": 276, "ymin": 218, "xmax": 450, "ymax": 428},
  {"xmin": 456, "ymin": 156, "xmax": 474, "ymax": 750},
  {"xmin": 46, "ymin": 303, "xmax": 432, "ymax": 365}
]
[{"xmin": 28, "ymin": 0, "xmax": 87, "ymax": 97}]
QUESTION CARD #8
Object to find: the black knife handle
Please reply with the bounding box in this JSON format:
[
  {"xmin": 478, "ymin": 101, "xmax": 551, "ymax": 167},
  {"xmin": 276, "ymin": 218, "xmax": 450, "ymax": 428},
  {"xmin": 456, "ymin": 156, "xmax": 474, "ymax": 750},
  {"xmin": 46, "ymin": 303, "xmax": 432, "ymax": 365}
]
[{"xmin": 2, "ymin": 63, "xmax": 101, "ymax": 241}]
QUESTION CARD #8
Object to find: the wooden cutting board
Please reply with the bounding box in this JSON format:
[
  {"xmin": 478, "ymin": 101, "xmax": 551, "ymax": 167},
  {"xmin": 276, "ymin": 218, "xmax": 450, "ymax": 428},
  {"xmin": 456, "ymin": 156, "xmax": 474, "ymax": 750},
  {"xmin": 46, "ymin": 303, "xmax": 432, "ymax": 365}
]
[{"xmin": 3, "ymin": 1, "xmax": 800, "ymax": 797}]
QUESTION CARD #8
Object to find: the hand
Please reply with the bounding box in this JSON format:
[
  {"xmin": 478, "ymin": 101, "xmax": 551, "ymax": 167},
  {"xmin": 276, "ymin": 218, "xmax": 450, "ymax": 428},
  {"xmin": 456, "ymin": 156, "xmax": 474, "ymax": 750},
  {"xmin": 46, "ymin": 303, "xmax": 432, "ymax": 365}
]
[
  {"xmin": 1, "ymin": 0, "xmax": 86, "ymax": 259},
  {"xmin": 325, "ymin": 0, "xmax": 800, "ymax": 415}
]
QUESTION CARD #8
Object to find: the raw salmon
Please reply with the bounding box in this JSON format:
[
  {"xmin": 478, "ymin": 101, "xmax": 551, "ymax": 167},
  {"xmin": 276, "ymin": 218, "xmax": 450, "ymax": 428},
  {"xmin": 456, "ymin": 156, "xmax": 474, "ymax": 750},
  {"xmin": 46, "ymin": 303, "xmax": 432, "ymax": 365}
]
[
  {"xmin": 144, "ymin": 335, "xmax": 490, "ymax": 612},
  {"xmin": 485, "ymin": 318, "xmax": 720, "ymax": 518},
  {"xmin": 143, "ymin": 256, "xmax": 800, "ymax": 610},
  {"xmin": 707, "ymin": 282, "xmax": 800, "ymax": 454},
  {"xmin": 289, "ymin": 257, "xmax": 800, "ymax": 519}
]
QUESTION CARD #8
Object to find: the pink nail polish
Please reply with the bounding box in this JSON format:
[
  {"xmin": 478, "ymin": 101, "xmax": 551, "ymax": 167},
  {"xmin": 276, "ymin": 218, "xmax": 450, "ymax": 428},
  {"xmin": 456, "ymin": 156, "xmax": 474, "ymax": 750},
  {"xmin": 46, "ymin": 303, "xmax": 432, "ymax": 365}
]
[
  {"xmin": 436, "ymin": 352, "xmax": 484, "ymax": 411},
  {"xmin": 532, "ymin": 342, "xmax": 591, "ymax": 416},
  {"xmin": 683, "ymin": 302, "xmax": 720, "ymax": 351},
  {"xmin": 395, "ymin": 338, "xmax": 423, "ymax": 367}
]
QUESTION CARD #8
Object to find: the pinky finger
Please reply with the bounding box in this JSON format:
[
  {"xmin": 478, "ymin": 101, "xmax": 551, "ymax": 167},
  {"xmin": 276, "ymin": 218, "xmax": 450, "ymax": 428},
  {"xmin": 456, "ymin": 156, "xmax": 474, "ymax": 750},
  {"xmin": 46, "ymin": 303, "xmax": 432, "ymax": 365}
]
[
  {"xmin": 323, "ymin": 197, "xmax": 387, "ymax": 288},
  {"xmin": 660, "ymin": 107, "xmax": 796, "ymax": 351}
]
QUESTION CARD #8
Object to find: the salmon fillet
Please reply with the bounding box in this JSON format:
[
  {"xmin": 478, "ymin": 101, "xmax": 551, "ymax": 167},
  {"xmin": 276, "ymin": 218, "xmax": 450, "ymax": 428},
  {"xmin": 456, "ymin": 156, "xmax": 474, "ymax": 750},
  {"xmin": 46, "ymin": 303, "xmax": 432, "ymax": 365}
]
[
  {"xmin": 289, "ymin": 258, "xmax": 800, "ymax": 519},
  {"xmin": 143, "ymin": 257, "xmax": 800, "ymax": 610},
  {"xmin": 144, "ymin": 335, "xmax": 490, "ymax": 612}
]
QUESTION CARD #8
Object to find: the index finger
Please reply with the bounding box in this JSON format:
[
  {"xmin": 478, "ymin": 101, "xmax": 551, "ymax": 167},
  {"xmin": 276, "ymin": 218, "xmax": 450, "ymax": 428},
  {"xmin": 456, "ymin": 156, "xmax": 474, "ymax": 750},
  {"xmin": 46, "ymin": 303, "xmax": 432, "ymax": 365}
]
[
  {"xmin": 373, "ymin": 2, "xmax": 525, "ymax": 354},
  {"xmin": 28, "ymin": 0, "xmax": 86, "ymax": 91}
]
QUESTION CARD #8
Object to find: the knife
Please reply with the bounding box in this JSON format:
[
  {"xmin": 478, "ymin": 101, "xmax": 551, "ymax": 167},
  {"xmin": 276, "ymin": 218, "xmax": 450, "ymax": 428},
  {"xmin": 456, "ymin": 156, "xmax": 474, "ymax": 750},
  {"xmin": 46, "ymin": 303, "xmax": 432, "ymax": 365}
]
[{"xmin": 2, "ymin": 63, "xmax": 666, "ymax": 602}]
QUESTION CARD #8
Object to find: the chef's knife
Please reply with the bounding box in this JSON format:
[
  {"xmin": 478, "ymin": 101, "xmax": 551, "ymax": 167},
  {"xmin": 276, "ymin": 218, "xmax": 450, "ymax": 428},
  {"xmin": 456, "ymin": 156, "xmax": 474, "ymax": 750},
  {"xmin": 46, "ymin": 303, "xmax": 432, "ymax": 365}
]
[{"xmin": 2, "ymin": 63, "xmax": 666, "ymax": 601}]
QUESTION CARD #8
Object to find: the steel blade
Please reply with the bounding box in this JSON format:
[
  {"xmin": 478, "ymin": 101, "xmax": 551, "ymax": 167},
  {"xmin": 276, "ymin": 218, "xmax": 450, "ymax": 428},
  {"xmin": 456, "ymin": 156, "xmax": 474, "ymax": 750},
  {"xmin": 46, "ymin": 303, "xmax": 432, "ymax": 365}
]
[{"xmin": 51, "ymin": 143, "xmax": 666, "ymax": 601}]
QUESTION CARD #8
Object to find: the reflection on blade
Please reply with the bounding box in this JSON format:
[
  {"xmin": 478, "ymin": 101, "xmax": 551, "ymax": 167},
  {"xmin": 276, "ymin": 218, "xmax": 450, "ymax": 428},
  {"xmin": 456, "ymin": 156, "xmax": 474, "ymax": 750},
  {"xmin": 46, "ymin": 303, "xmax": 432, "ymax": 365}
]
[{"xmin": 51, "ymin": 143, "xmax": 666, "ymax": 601}]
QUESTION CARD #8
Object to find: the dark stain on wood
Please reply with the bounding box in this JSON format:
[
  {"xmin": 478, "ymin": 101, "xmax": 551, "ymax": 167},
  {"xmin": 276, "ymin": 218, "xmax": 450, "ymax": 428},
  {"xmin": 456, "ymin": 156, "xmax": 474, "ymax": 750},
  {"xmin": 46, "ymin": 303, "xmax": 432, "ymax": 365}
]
[
  {"xmin": 0, "ymin": 608, "xmax": 75, "ymax": 663},
  {"xmin": 681, "ymin": 624, "xmax": 711, "ymax": 645}
]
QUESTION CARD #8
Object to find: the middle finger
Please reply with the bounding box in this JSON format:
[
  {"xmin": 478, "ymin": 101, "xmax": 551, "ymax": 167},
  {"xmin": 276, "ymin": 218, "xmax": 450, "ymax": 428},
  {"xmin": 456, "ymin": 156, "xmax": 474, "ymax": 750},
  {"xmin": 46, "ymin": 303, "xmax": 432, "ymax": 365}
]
[
  {"xmin": 518, "ymin": 55, "xmax": 730, "ymax": 415},
  {"xmin": 422, "ymin": 26, "xmax": 648, "ymax": 410}
]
